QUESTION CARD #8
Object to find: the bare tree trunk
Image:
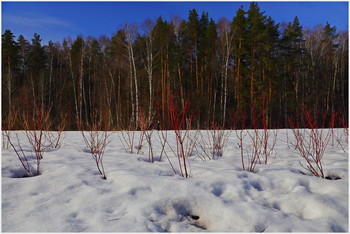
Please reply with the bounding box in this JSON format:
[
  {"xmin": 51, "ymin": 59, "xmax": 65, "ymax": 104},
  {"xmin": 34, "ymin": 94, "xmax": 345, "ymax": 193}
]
[
  {"xmin": 88, "ymin": 54, "xmax": 93, "ymax": 119},
  {"xmin": 125, "ymin": 24, "xmax": 139, "ymax": 128},
  {"xmin": 30, "ymin": 73, "xmax": 37, "ymax": 109},
  {"xmin": 218, "ymin": 18, "xmax": 233, "ymax": 126},
  {"xmin": 195, "ymin": 42, "xmax": 199, "ymax": 96},
  {"xmin": 213, "ymin": 87, "xmax": 217, "ymax": 123},
  {"xmin": 131, "ymin": 46, "xmax": 139, "ymax": 127},
  {"xmin": 171, "ymin": 16, "xmax": 185, "ymax": 108},
  {"xmin": 40, "ymin": 71, "xmax": 45, "ymax": 109},
  {"xmin": 68, "ymin": 51, "xmax": 79, "ymax": 124},
  {"xmin": 48, "ymin": 54, "xmax": 53, "ymax": 107},
  {"xmin": 142, "ymin": 19, "xmax": 157, "ymax": 122},
  {"xmin": 223, "ymin": 43, "xmax": 231, "ymax": 126},
  {"xmin": 250, "ymin": 42, "xmax": 256, "ymax": 109},
  {"xmin": 220, "ymin": 62, "xmax": 224, "ymax": 122},
  {"xmin": 79, "ymin": 43, "xmax": 85, "ymax": 125},
  {"xmin": 148, "ymin": 58, "xmax": 153, "ymax": 122},
  {"xmin": 7, "ymin": 60, "xmax": 12, "ymax": 124},
  {"xmin": 103, "ymin": 54, "xmax": 116, "ymax": 128},
  {"xmin": 144, "ymin": 38, "xmax": 154, "ymax": 121},
  {"xmin": 223, "ymin": 58, "xmax": 228, "ymax": 126},
  {"xmin": 235, "ymin": 38, "xmax": 242, "ymax": 109},
  {"xmin": 331, "ymin": 55, "xmax": 338, "ymax": 112},
  {"xmin": 178, "ymin": 66, "xmax": 185, "ymax": 108},
  {"xmin": 128, "ymin": 47, "xmax": 135, "ymax": 128},
  {"xmin": 117, "ymin": 69, "xmax": 121, "ymax": 128}
]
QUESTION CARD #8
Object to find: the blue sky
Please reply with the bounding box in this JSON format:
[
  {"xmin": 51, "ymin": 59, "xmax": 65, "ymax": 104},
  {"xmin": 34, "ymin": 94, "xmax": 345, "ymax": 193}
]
[{"xmin": 2, "ymin": 1, "xmax": 348, "ymax": 45}]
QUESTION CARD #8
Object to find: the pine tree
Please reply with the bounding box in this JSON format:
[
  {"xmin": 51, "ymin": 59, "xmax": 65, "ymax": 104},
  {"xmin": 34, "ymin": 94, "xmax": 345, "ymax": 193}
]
[
  {"xmin": 231, "ymin": 6, "xmax": 248, "ymax": 110},
  {"xmin": 185, "ymin": 9, "xmax": 201, "ymax": 99},
  {"xmin": 280, "ymin": 16, "xmax": 304, "ymax": 124},
  {"xmin": 17, "ymin": 35, "xmax": 30, "ymax": 78},
  {"xmin": 28, "ymin": 33, "xmax": 47, "ymax": 107},
  {"xmin": 202, "ymin": 18, "xmax": 217, "ymax": 125},
  {"xmin": 110, "ymin": 29, "xmax": 129, "ymax": 128},
  {"xmin": 2, "ymin": 30, "xmax": 18, "ymax": 126},
  {"xmin": 154, "ymin": 17, "xmax": 172, "ymax": 128},
  {"xmin": 321, "ymin": 22, "xmax": 339, "ymax": 113},
  {"xmin": 246, "ymin": 2, "xmax": 267, "ymax": 111}
]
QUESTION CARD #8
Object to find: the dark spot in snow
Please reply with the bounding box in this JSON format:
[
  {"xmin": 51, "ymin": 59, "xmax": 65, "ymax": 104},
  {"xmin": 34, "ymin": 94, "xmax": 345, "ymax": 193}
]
[
  {"xmin": 291, "ymin": 168, "xmax": 308, "ymax": 175},
  {"xmin": 250, "ymin": 180, "xmax": 263, "ymax": 191},
  {"xmin": 105, "ymin": 208, "xmax": 113, "ymax": 214},
  {"xmin": 272, "ymin": 202, "xmax": 280, "ymax": 211},
  {"xmin": 211, "ymin": 182, "xmax": 225, "ymax": 197},
  {"xmin": 70, "ymin": 212, "xmax": 78, "ymax": 219},
  {"xmin": 129, "ymin": 186, "xmax": 152, "ymax": 196},
  {"xmin": 30, "ymin": 192, "xmax": 39, "ymax": 196},
  {"xmin": 254, "ymin": 224, "xmax": 267, "ymax": 232},
  {"xmin": 237, "ymin": 173, "xmax": 249, "ymax": 179},
  {"xmin": 191, "ymin": 215, "xmax": 199, "ymax": 220},
  {"xmin": 330, "ymin": 223, "xmax": 345, "ymax": 232},
  {"xmin": 9, "ymin": 168, "xmax": 40, "ymax": 178},
  {"xmin": 325, "ymin": 175, "xmax": 342, "ymax": 180}
]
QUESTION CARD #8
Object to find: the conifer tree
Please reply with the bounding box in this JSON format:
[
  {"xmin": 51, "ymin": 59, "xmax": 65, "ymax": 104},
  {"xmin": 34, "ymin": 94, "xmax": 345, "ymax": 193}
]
[
  {"xmin": 2, "ymin": 30, "xmax": 18, "ymax": 125},
  {"xmin": 1, "ymin": 3, "xmax": 348, "ymax": 130},
  {"xmin": 280, "ymin": 16, "xmax": 304, "ymax": 124},
  {"xmin": 28, "ymin": 33, "xmax": 47, "ymax": 108},
  {"xmin": 231, "ymin": 6, "xmax": 248, "ymax": 110},
  {"xmin": 246, "ymin": 2, "xmax": 267, "ymax": 110}
]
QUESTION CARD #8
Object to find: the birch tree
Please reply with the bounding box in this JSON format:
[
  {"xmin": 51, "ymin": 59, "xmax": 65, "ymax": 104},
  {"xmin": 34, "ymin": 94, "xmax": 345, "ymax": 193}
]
[
  {"xmin": 217, "ymin": 17, "xmax": 234, "ymax": 125},
  {"xmin": 141, "ymin": 19, "xmax": 157, "ymax": 121},
  {"xmin": 124, "ymin": 24, "xmax": 139, "ymax": 128},
  {"xmin": 171, "ymin": 16, "xmax": 186, "ymax": 108}
]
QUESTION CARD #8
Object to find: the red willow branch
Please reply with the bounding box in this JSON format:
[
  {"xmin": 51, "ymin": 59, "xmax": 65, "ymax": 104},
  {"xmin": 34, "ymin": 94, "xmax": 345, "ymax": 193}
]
[
  {"xmin": 45, "ymin": 113, "xmax": 67, "ymax": 149},
  {"xmin": 165, "ymin": 91, "xmax": 197, "ymax": 178},
  {"xmin": 288, "ymin": 107, "xmax": 332, "ymax": 178}
]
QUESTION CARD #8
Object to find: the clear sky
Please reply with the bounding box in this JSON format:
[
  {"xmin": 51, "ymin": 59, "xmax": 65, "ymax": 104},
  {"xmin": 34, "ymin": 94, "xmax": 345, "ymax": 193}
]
[{"xmin": 2, "ymin": 1, "xmax": 348, "ymax": 45}]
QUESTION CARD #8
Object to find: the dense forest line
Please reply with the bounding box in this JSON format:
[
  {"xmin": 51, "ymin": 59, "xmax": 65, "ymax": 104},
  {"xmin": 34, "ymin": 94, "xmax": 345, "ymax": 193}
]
[{"xmin": 2, "ymin": 3, "xmax": 348, "ymax": 130}]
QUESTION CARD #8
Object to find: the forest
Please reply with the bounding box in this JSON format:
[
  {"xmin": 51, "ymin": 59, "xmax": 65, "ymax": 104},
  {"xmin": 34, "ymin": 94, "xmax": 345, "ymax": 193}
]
[{"xmin": 2, "ymin": 2, "xmax": 348, "ymax": 131}]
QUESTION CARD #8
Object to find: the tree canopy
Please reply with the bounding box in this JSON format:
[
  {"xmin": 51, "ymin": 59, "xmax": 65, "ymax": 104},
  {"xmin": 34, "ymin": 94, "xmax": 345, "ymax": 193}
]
[{"xmin": 2, "ymin": 3, "xmax": 348, "ymax": 130}]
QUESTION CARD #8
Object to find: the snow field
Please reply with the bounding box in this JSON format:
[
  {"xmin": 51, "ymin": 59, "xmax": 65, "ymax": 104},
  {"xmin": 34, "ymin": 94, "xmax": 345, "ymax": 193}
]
[{"xmin": 2, "ymin": 129, "xmax": 348, "ymax": 232}]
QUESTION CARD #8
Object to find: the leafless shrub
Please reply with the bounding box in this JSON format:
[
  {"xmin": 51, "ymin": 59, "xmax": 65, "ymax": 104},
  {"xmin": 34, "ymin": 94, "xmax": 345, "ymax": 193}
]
[
  {"xmin": 335, "ymin": 115, "xmax": 348, "ymax": 153},
  {"xmin": 137, "ymin": 108, "xmax": 155, "ymax": 156},
  {"xmin": 118, "ymin": 117, "xmax": 137, "ymax": 154},
  {"xmin": 3, "ymin": 102, "xmax": 51, "ymax": 177},
  {"xmin": 288, "ymin": 107, "xmax": 332, "ymax": 178},
  {"xmin": 164, "ymin": 93, "xmax": 197, "ymax": 178},
  {"xmin": 45, "ymin": 113, "xmax": 67, "ymax": 149},
  {"xmin": 145, "ymin": 130, "xmax": 155, "ymax": 162},
  {"xmin": 198, "ymin": 122, "xmax": 231, "ymax": 160},
  {"xmin": 78, "ymin": 111, "xmax": 110, "ymax": 180},
  {"xmin": 2, "ymin": 110, "xmax": 17, "ymax": 149},
  {"xmin": 156, "ymin": 130, "xmax": 177, "ymax": 174},
  {"xmin": 19, "ymin": 103, "xmax": 52, "ymax": 158},
  {"xmin": 5, "ymin": 132, "xmax": 41, "ymax": 177},
  {"xmin": 230, "ymin": 110, "xmax": 259, "ymax": 172},
  {"xmin": 129, "ymin": 107, "xmax": 158, "ymax": 162}
]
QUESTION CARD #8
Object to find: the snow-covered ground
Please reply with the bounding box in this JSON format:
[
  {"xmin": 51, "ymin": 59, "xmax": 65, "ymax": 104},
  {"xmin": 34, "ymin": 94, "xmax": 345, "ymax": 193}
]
[{"xmin": 2, "ymin": 129, "xmax": 348, "ymax": 232}]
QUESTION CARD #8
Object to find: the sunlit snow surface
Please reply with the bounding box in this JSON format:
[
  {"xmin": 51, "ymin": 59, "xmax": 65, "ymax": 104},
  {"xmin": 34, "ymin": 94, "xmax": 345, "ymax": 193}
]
[{"xmin": 2, "ymin": 130, "xmax": 348, "ymax": 232}]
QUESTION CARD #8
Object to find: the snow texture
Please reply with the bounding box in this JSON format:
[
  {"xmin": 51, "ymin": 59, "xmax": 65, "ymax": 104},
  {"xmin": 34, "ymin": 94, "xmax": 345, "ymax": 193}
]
[{"xmin": 2, "ymin": 129, "xmax": 348, "ymax": 232}]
